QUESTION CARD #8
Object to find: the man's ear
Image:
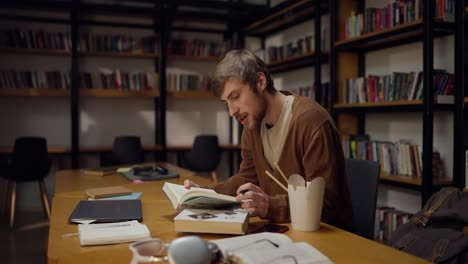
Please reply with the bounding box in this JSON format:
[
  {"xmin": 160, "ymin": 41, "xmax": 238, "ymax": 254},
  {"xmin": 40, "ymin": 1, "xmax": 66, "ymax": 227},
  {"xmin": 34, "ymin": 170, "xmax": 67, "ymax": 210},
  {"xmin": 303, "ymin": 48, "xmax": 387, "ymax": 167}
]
[{"xmin": 256, "ymin": 72, "xmax": 267, "ymax": 93}]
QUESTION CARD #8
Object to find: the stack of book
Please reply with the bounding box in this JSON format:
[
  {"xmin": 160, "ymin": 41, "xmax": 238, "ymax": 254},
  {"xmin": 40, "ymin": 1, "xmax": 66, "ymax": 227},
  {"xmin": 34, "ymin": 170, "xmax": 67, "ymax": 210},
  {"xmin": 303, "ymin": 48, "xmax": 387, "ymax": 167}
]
[{"xmin": 163, "ymin": 182, "xmax": 247, "ymax": 235}]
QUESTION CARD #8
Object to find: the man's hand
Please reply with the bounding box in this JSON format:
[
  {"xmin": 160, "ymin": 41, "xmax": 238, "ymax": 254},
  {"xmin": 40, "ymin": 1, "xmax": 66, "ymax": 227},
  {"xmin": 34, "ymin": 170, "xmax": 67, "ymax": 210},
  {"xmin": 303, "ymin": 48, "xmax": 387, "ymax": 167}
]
[
  {"xmin": 183, "ymin": 179, "xmax": 200, "ymax": 189},
  {"xmin": 235, "ymin": 183, "xmax": 270, "ymax": 218}
]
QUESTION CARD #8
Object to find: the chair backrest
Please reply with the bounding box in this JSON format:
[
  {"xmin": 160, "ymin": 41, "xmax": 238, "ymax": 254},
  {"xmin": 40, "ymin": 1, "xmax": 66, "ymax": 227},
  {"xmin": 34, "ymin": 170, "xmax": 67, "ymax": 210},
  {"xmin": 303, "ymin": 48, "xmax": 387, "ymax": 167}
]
[
  {"xmin": 345, "ymin": 158, "xmax": 380, "ymax": 240},
  {"xmin": 112, "ymin": 136, "xmax": 144, "ymax": 165},
  {"xmin": 9, "ymin": 137, "xmax": 50, "ymax": 181},
  {"xmin": 185, "ymin": 135, "xmax": 221, "ymax": 172}
]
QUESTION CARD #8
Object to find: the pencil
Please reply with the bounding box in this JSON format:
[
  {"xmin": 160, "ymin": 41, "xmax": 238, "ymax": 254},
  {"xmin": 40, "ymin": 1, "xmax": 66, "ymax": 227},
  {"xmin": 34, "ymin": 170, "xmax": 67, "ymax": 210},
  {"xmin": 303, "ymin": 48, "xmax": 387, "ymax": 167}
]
[
  {"xmin": 265, "ymin": 170, "xmax": 288, "ymax": 192},
  {"xmin": 274, "ymin": 162, "xmax": 288, "ymax": 184}
]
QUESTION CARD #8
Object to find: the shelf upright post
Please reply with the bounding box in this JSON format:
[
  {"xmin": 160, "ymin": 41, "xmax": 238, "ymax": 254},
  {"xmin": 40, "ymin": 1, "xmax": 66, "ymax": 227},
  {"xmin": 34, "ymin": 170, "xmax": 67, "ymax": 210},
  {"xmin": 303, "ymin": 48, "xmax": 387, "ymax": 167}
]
[
  {"xmin": 422, "ymin": 0, "xmax": 435, "ymax": 206},
  {"xmin": 356, "ymin": 0, "xmax": 365, "ymax": 135},
  {"xmin": 225, "ymin": 14, "xmax": 236, "ymax": 176},
  {"xmin": 314, "ymin": 0, "xmax": 322, "ymax": 107},
  {"xmin": 70, "ymin": 0, "xmax": 80, "ymax": 168},
  {"xmin": 329, "ymin": 0, "xmax": 337, "ymax": 120},
  {"xmin": 156, "ymin": 1, "xmax": 168, "ymax": 161},
  {"xmin": 453, "ymin": 0, "xmax": 465, "ymax": 189}
]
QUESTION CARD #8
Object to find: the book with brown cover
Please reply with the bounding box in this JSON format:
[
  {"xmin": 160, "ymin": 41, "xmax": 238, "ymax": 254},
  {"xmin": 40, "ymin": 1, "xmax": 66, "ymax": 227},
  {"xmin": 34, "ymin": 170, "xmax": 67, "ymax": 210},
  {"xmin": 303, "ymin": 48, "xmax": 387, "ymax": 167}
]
[
  {"xmin": 85, "ymin": 186, "xmax": 133, "ymax": 199},
  {"xmin": 84, "ymin": 166, "xmax": 118, "ymax": 176},
  {"xmin": 174, "ymin": 208, "xmax": 248, "ymax": 235}
]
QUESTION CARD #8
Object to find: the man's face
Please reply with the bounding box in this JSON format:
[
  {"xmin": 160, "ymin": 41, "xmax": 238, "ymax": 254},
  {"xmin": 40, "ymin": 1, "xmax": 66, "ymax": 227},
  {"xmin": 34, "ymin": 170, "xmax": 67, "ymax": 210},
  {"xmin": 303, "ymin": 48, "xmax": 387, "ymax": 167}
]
[{"xmin": 220, "ymin": 77, "xmax": 266, "ymax": 130}]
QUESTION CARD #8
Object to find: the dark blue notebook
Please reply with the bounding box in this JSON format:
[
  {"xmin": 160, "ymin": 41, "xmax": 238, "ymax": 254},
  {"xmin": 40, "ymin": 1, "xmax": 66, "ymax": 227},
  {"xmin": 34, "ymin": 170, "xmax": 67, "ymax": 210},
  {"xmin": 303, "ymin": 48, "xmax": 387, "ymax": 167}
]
[{"xmin": 68, "ymin": 199, "xmax": 142, "ymax": 224}]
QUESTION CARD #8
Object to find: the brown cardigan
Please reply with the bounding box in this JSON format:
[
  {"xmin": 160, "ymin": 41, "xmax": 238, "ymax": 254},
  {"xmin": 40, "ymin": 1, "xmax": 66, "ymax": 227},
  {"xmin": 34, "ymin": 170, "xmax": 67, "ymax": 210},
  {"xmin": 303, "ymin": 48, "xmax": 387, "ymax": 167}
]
[{"xmin": 208, "ymin": 94, "xmax": 354, "ymax": 231}]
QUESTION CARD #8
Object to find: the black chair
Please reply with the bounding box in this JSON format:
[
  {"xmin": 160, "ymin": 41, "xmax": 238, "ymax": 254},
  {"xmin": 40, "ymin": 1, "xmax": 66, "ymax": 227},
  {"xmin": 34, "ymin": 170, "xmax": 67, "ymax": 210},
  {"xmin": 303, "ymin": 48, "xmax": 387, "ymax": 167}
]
[
  {"xmin": 182, "ymin": 135, "xmax": 221, "ymax": 183},
  {"xmin": 345, "ymin": 158, "xmax": 380, "ymax": 240},
  {"xmin": 1, "ymin": 137, "xmax": 51, "ymax": 227},
  {"xmin": 101, "ymin": 136, "xmax": 144, "ymax": 166}
]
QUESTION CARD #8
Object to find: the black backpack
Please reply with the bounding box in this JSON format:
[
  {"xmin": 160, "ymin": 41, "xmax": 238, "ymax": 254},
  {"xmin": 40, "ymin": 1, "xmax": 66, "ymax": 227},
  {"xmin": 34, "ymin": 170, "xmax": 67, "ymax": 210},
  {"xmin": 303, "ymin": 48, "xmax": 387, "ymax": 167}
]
[{"xmin": 388, "ymin": 187, "xmax": 468, "ymax": 263}]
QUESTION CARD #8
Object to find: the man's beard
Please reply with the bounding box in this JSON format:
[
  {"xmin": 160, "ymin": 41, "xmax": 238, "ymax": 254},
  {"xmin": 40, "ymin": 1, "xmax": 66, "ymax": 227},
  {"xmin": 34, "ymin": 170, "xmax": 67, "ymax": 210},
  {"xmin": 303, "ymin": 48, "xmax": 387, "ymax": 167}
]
[{"xmin": 246, "ymin": 92, "xmax": 267, "ymax": 129}]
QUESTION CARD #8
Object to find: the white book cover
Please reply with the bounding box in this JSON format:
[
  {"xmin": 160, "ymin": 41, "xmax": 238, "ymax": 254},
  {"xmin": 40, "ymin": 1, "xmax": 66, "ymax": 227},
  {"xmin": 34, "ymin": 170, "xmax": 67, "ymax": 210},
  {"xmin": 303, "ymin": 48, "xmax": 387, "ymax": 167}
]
[{"xmin": 78, "ymin": 220, "xmax": 150, "ymax": 246}]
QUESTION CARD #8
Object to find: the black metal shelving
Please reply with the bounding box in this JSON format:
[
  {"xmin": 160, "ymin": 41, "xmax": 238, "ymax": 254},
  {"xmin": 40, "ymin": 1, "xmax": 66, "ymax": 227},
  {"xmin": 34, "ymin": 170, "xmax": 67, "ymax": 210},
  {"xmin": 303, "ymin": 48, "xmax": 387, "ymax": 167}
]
[
  {"xmin": 0, "ymin": 0, "xmax": 262, "ymax": 168},
  {"xmin": 330, "ymin": 0, "xmax": 460, "ymax": 206},
  {"xmin": 244, "ymin": 0, "xmax": 329, "ymax": 109}
]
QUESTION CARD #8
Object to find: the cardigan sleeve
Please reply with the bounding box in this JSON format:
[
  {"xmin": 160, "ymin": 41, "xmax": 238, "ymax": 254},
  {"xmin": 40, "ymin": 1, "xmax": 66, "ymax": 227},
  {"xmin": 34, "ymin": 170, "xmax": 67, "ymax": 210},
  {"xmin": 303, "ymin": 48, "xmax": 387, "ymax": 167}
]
[{"xmin": 301, "ymin": 120, "xmax": 352, "ymax": 229}]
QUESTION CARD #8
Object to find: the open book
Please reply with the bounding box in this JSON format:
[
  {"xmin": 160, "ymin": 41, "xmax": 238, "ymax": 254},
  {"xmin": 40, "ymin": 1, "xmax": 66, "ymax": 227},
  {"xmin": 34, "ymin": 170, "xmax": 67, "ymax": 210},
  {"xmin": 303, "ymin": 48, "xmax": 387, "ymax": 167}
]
[
  {"xmin": 174, "ymin": 208, "xmax": 248, "ymax": 235},
  {"xmin": 162, "ymin": 182, "xmax": 240, "ymax": 210},
  {"xmin": 211, "ymin": 232, "xmax": 333, "ymax": 264},
  {"xmin": 78, "ymin": 220, "xmax": 150, "ymax": 246}
]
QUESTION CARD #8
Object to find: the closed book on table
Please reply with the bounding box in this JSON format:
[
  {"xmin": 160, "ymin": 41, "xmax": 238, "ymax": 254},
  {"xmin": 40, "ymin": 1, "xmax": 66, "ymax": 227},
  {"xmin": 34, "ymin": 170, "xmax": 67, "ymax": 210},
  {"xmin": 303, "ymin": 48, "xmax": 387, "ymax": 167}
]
[
  {"xmin": 85, "ymin": 186, "xmax": 133, "ymax": 199},
  {"xmin": 84, "ymin": 166, "xmax": 118, "ymax": 176},
  {"xmin": 174, "ymin": 208, "xmax": 248, "ymax": 235},
  {"xmin": 78, "ymin": 220, "xmax": 150, "ymax": 246},
  {"xmin": 68, "ymin": 200, "xmax": 143, "ymax": 224}
]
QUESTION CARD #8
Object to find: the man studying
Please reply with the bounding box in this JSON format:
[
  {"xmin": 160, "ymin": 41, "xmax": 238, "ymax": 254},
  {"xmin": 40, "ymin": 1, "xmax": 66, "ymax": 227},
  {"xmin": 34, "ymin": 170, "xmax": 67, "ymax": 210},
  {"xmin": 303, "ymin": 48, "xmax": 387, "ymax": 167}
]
[{"xmin": 185, "ymin": 49, "xmax": 353, "ymax": 230}]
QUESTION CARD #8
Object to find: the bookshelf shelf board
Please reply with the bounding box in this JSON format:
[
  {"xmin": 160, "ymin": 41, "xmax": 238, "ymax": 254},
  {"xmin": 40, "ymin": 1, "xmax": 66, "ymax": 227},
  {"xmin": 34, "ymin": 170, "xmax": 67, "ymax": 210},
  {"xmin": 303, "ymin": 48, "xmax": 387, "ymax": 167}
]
[
  {"xmin": 169, "ymin": 55, "xmax": 221, "ymax": 62},
  {"xmin": 83, "ymin": 51, "xmax": 159, "ymax": 59},
  {"xmin": 0, "ymin": 143, "xmax": 238, "ymax": 155},
  {"xmin": 0, "ymin": 146, "xmax": 71, "ymax": 155},
  {"xmin": 0, "ymin": 48, "xmax": 70, "ymax": 56},
  {"xmin": 334, "ymin": 100, "xmax": 422, "ymax": 111},
  {"xmin": 267, "ymin": 53, "xmax": 329, "ymax": 74},
  {"xmin": 79, "ymin": 145, "xmax": 163, "ymax": 153},
  {"xmin": 334, "ymin": 100, "xmax": 454, "ymax": 112},
  {"xmin": 380, "ymin": 173, "xmax": 452, "ymax": 187},
  {"xmin": 0, "ymin": 88, "xmax": 70, "ymax": 97},
  {"xmin": 168, "ymin": 90, "xmax": 216, "ymax": 99},
  {"xmin": 80, "ymin": 89, "xmax": 159, "ymax": 98},
  {"xmin": 334, "ymin": 20, "xmax": 455, "ymax": 52},
  {"xmin": 244, "ymin": 0, "xmax": 328, "ymax": 36},
  {"xmin": 166, "ymin": 144, "xmax": 241, "ymax": 151}
]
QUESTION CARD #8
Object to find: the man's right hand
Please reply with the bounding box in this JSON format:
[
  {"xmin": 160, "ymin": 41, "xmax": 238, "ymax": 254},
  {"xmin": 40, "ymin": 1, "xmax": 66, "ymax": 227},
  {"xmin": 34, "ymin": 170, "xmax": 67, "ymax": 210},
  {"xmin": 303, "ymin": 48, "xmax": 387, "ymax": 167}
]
[{"xmin": 183, "ymin": 179, "xmax": 200, "ymax": 189}]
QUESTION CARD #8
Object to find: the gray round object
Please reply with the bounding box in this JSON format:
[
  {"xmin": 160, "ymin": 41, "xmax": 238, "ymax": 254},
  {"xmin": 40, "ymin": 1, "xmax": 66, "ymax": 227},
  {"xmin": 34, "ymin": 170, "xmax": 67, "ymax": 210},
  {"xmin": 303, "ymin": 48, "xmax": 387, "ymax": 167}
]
[{"xmin": 167, "ymin": 236, "xmax": 211, "ymax": 264}]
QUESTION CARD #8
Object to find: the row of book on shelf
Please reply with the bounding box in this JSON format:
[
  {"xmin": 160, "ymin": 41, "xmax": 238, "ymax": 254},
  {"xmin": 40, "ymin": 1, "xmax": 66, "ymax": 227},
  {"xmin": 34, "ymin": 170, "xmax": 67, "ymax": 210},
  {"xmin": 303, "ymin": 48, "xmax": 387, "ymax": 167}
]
[
  {"xmin": 345, "ymin": 0, "xmax": 455, "ymax": 40},
  {"xmin": 288, "ymin": 82, "xmax": 329, "ymax": 109},
  {"xmin": 0, "ymin": 29, "xmax": 158, "ymax": 54},
  {"xmin": 0, "ymin": 69, "xmax": 158, "ymax": 91},
  {"xmin": 0, "ymin": 29, "xmax": 229, "ymax": 57},
  {"xmin": 0, "ymin": 68, "xmax": 215, "ymax": 92},
  {"xmin": 168, "ymin": 38, "xmax": 230, "ymax": 58},
  {"xmin": 266, "ymin": 33, "xmax": 318, "ymax": 63},
  {"xmin": 375, "ymin": 206, "xmax": 413, "ymax": 242},
  {"xmin": 342, "ymin": 135, "xmax": 446, "ymax": 179},
  {"xmin": 342, "ymin": 70, "xmax": 454, "ymax": 104},
  {"xmin": 166, "ymin": 68, "xmax": 211, "ymax": 92}
]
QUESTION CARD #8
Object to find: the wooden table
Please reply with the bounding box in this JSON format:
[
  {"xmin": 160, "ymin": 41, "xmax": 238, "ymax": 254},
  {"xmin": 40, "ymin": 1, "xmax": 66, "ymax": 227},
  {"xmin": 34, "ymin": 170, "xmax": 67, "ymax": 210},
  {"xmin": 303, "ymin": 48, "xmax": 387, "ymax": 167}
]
[
  {"xmin": 54, "ymin": 162, "xmax": 195, "ymax": 193},
  {"xmin": 48, "ymin": 165, "xmax": 428, "ymax": 264}
]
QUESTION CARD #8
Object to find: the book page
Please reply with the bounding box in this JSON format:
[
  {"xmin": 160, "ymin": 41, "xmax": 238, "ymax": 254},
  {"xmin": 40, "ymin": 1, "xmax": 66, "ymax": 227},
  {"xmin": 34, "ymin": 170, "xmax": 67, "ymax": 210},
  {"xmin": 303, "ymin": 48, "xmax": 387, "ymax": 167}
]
[
  {"xmin": 227, "ymin": 242, "xmax": 333, "ymax": 264},
  {"xmin": 166, "ymin": 182, "xmax": 216, "ymax": 201},
  {"xmin": 163, "ymin": 182, "xmax": 238, "ymax": 210},
  {"xmin": 211, "ymin": 232, "xmax": 293, "ymax": 257}
]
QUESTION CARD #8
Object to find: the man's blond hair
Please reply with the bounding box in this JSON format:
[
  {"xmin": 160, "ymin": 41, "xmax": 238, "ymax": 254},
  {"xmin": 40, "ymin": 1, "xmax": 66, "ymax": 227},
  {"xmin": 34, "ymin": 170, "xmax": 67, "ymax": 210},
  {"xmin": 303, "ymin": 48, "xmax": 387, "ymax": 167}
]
[{"xmin": 211, "ymin": 49, "xmax": 275, "ymax": 97}]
